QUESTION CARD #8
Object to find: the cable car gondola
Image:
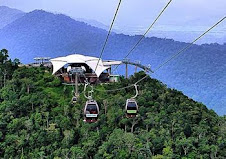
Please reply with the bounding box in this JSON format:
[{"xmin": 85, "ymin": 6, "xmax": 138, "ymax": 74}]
[
  {"xmin": 126, "ymin": 98, "xmax": 138, "ymax": 118},
  {"xmin": 125, "ymin": 84, "xmax": 139, "ymax": 118},
  {"xmin": 71, "ymin": 96, "xmax": 77, "ymax": 104},
  {"xmin": 84, "ymin": 100, "xmax": 99, "ymax": 123}
]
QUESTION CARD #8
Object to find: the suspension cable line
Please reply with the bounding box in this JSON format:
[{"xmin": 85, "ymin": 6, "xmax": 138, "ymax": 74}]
[
  {"xmin": 95, "ymin": 84, "xmax": 134, "ymax": 92},
  {"xmin": 112, "ymin": 0, "xmax": 172, "ymax": 73},
  {"xmin": 94, "ymin": 0, "xmax": 122, "ymax": 72},
  {"xmin": 95, "ymin": 16, "xmax": 225, "ymax": 92},
  {"xmin": 153, "ymin": 16, "xmax": 226, "ymax": 72}
]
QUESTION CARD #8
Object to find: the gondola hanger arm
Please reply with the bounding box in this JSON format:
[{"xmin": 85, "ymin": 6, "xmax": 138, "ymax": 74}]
[
  {"xmin": 83, "ymin": 82, "xmax": 93, "ymax": 100},
  {"xmin": 131, "ymin": 84, "xmax": 138, "ymax": 99}
]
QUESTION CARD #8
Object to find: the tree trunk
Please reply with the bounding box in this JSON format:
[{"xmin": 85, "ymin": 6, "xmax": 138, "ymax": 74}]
[
  {"xmin": 131, "ymin": 124, "xmax": 135, "ymax": 133},
  {"xmin": 103, "ymin": 100, "xmax": 108, "ymax": 114},
  {"xmin": 182, "ymin": 146, "xmax": 187, "ymax": 156},
  {"xmin": 171, "ymin": 120, "xmax": 175, "ymax": 139},
  {"xmin": 76, "ymin": 118, "xmax": 79, "ymax": 128},
  {"xmin": 3, "ymin": 71, "xmax": 6, "ymax": 87},
  {"xmin": 46, "ymin": 114, "xmax": 49, "ymax": 129},
  {"xmin": 146, "ymin": 139, "xmax": 153, "ymax": 156},
  {"xmin": 31, "ymin": 103, "xmax": 34, "ymax": 111},
  {"xmin": 97, "ymin": 127, "xmax": 100, "ymax": 135},
  {"xmin": 198, "ymin": 133, "xmax": 202, "ymax": 139},
  {"xmin": 131, "ymin": 119, "xmax": 138, "ymax": 133},
  {"xmin": 27, "ymin": 86, "xmax": 30, "ymax": 94}
]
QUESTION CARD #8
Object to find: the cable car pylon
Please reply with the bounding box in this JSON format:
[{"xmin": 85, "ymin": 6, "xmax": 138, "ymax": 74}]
[{"xmin": 71, "ymin": 72, "xmax": 79, "ymax": 103}]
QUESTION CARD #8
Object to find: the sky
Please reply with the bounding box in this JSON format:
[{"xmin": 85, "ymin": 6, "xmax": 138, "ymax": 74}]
[{"xmin": 0, "ymin": 0, "xmax": 225, "ymax": 27}]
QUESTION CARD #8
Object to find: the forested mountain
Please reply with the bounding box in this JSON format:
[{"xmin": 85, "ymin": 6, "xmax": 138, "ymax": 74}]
[
  {"xmin": 0, "ymin": 9, "xmax": 225, "ymax": 115},
  {"xmin": 0, "ymin": 49, "xmax": 226, "ymax": 158},
  {"xmin": 0, "ymin": 6, "xmax": 25, "ymax": 29}
]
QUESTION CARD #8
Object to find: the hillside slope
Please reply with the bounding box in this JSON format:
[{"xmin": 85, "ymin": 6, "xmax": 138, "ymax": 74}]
[
  {"xmin": 0, "ymin": 10, "xmax": 225, "ymax": 115},
  {"xmin": 0, "ymin": 65, "xmax": 225, "ymax": 158}
]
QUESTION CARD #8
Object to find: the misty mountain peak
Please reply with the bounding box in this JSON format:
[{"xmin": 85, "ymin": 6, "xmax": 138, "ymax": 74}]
[
  {"xmin": 0, "ymin": 5, "xmax": 25, "ymax": 29},
  {"xmin": 0, "ymin": 5, "xmax": 23, "ymax": 13},
  {"xmin": 28, "ymin": 9, "xmax": 53, "ymax": 16}
]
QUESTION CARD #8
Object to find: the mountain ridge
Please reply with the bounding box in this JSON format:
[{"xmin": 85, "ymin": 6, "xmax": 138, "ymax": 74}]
[
  {"xmin": 1, "ymin": 6, "xmax": 225, "ymax": 44},
  {"xmin": 0, "ymin": 6, "xmax": 25, "ymax": 29}
]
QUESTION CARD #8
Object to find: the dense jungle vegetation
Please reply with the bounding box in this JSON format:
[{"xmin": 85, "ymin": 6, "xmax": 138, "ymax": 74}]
[{"xmin": 0, "ymin": 49, "xmax": 226, "ymax": 159}]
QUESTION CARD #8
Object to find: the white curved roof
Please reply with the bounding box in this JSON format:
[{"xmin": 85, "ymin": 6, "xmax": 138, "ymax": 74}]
[{"xmin": 50, "ymin": 54, "xmax": 110, "ymax": 77}]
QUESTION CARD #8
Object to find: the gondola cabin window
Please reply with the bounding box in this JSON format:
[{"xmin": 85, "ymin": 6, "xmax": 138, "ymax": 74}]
[{"xmin": 127, "ymin": 102, "xmax": 138, "ymax": 114}]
